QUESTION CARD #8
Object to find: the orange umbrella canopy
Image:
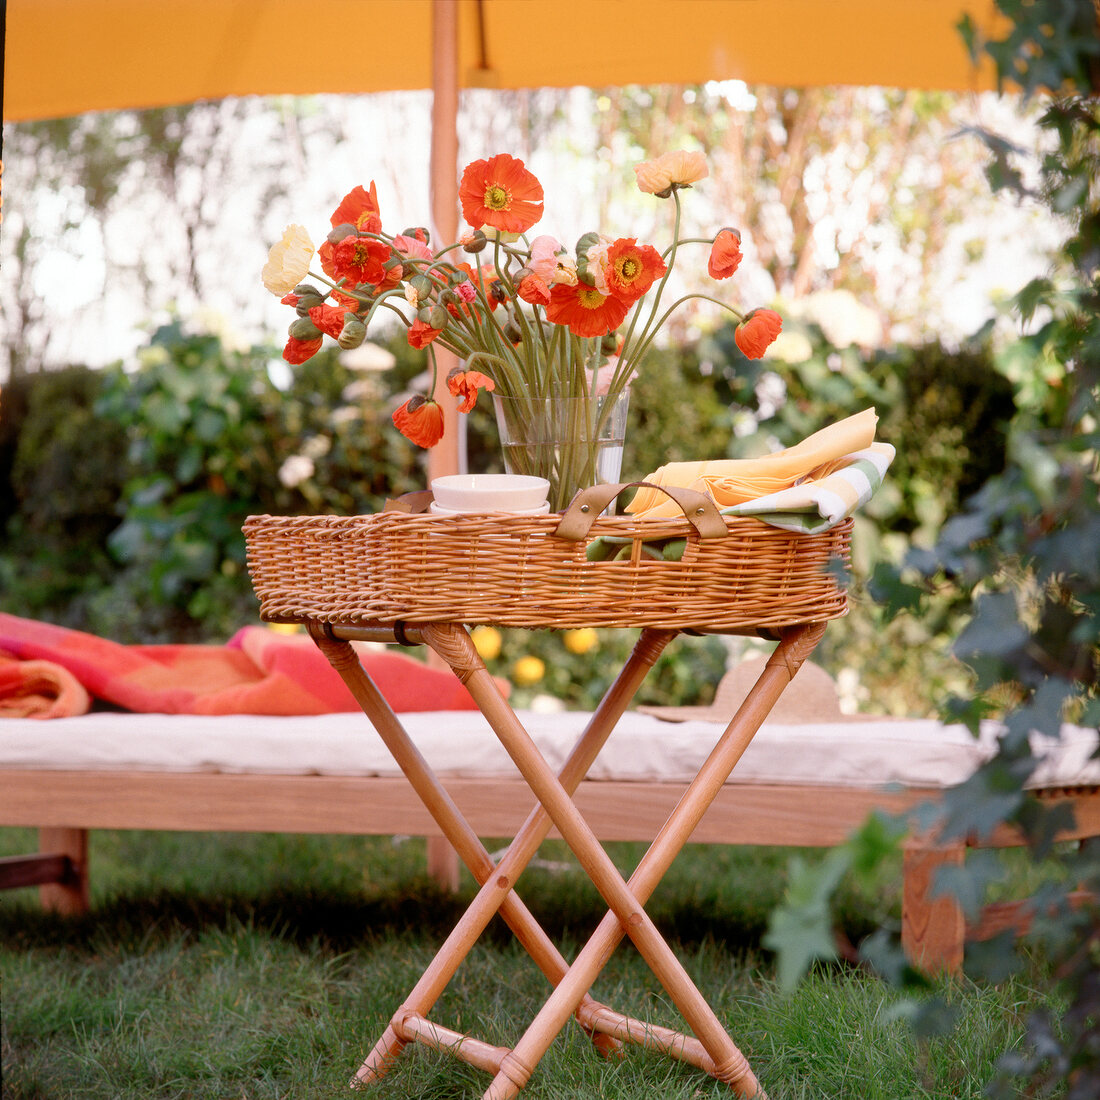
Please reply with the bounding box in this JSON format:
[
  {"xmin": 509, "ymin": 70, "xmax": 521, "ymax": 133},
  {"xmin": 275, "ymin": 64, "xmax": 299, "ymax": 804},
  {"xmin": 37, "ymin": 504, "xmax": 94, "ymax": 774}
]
[{"xmin": 5, "ymin": 0, "xmax": 1000, "ymax": 122}]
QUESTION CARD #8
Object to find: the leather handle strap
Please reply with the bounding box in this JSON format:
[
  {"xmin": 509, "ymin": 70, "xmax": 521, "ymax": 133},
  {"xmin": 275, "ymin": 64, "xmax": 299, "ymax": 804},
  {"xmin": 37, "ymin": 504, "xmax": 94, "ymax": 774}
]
[{"xmin": 553, "ymin": 481, "xmax": 727, "ymax": 541}]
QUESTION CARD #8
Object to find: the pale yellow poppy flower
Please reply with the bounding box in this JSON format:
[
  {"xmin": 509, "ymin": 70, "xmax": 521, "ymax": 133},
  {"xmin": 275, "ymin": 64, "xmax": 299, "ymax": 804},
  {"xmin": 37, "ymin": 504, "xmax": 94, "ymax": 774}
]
[
  {"xmin": 262, "ymin": 224, "xmax": 315, "ymax": 296},
  {"xmin": 634, "ymin": 150, "xmax": 709, "ymax": 195}
]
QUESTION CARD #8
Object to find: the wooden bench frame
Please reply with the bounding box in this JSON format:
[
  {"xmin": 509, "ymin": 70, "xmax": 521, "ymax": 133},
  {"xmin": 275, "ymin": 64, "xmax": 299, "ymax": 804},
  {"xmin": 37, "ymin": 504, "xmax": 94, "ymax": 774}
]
[{"xmin": 3, "ymin": 765, "xmax": 1097, "ymax": 975}]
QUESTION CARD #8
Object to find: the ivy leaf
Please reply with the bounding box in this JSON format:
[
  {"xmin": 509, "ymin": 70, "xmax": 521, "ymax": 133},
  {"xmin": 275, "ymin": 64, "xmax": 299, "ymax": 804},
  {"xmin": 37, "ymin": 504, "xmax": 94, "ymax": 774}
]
[
  {"xmin": 1004, "ymin": 678, "xmax": 1076, "ymax": 743},
  {"xmin": 848, "ymin": 811, "xmax": 906, "ymax": 878},
  {"xmin": 964, "ymin": 929, "xmax": 1024, "ymax": 984},
  {"xmin": 937, "ymin": 759, "xmax": 1026, "ymax": 844},
  {"xmin": 929, "ymin": 849, "xmax": 1005, "ymax": 921},
  {"xmin": 954, "ymin": 591, "xmax": 1029, "ymax": 661},
  {"xmin": 763, "ymin": 848, "xmax": 850, "ymax": 991}
]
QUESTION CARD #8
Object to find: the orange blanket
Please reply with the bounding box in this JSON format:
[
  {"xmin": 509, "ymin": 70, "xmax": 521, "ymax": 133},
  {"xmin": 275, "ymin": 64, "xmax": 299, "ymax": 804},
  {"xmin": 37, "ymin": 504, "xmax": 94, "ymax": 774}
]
[{"xmin": 0, "ymin": 613, "xmax": 485, "ymax": 718}]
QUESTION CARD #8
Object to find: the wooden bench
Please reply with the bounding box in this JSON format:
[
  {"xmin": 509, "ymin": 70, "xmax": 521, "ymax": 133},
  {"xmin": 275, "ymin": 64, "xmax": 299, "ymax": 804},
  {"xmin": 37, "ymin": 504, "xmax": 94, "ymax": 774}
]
[{"xmin": 3, "ymin": 704, "xmax": 1097, "ymax": 976}]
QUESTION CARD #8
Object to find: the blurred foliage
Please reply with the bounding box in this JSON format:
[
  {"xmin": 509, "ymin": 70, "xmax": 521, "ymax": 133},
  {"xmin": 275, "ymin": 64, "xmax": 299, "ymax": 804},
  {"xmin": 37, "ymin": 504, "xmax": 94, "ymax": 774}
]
[
  {"xmin": 0, "ymin": 367, "xmax": 128, "ymax": 627},
  {"xmin": 0, "ymin": 323, "xmax": 425, "ymax": 641},
  {"xmin": 1, "ymin": 307, "xmax": 1022, "ymax": 710},
  {"xmin": 768, "ymin": 6, "xmax": 1100, "ymax": 1098}
]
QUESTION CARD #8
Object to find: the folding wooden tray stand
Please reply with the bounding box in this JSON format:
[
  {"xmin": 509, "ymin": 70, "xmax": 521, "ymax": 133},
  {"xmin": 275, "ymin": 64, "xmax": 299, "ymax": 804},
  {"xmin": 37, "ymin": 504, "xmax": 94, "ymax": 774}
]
[{"xmin": 244, "ymin": 484, "xmax": 853, "ymax": 1100}]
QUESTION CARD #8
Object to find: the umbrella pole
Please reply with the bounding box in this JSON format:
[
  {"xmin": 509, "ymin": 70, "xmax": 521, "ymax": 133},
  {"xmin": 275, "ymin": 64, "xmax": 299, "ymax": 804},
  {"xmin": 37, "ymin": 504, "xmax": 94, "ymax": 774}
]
[
  {"xmin": 425, "ymin": 0, "xmax": 464, "ymax": 891},
  {"xmin": 429, "ymin": 0, "xmax": 462, "ymax": 483}
]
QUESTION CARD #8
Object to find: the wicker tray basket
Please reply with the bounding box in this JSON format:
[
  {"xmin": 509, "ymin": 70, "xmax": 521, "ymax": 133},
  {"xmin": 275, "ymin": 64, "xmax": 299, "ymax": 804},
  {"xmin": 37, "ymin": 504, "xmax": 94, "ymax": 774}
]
[{"xmin": 244, "ymin": 483, "xmax": 851, "ymax": 632}]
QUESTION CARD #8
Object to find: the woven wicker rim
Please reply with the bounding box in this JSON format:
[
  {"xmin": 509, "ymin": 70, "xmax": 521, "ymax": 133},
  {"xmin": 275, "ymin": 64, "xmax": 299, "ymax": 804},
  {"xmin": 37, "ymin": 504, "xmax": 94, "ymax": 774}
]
[{"xmin": 244, "ymin": 511, "xmax": 852, "ymax": 632}]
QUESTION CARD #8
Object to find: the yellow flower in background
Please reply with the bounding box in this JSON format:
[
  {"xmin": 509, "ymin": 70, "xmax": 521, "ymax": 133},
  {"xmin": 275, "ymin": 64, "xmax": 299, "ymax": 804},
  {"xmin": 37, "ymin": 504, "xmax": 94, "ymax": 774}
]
[
  {"xmin": 563, "ymin": 628, "xmax": 598, "ymax": 655},
  {"xmin": 471, "ymin": 625, "xmax": 503, "ymax": 661},
  {"xmin": 265, "ymin": 622, "xmax": 303, "ymax": 635},
  {"xmin": 262, "ymin": 224, "xmax": 315, "ymax": 296},
  {"xmin": 511, "ymin": 656, "xmax": 545, "ymax": 686}
]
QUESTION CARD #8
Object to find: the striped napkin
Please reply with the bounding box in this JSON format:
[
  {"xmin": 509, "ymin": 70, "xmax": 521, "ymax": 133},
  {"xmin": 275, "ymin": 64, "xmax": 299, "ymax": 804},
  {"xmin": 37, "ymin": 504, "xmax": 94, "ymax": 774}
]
[
  {"xmin": 718, "ymin": 442, "xmax": 894, "ymax": 533},
  {"xmin": 626, "ymin": 408, "xmax": 893, "ymax": 533}
]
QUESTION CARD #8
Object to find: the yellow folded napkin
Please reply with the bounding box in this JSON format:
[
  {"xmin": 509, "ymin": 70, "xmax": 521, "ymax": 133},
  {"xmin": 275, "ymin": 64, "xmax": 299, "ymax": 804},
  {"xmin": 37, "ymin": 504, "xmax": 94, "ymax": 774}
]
[{"xmin": 627, "ymin": 408, "xmax": 880, "ymax": 520}]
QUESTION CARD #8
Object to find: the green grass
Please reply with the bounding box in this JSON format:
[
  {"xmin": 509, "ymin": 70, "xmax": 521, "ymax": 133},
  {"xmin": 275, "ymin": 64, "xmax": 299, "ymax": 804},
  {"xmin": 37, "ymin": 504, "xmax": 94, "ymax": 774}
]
[{"xmin": 0, "ymin": 828, "xmax": 1049, "ymax": 1099}]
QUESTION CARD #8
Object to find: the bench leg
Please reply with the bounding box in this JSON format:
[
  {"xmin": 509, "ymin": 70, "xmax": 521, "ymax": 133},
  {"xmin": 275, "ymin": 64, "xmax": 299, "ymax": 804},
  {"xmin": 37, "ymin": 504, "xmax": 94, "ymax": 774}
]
[
  {"xmin": 38, "ymin": 827, "xmax": 89, "ymax": 915},
  {"xmin": 426, "ymin": 836, "xmax": 460, "ymax": 892},
  {"xmin": 902, "ymin": 839, "xmax": 965, "ymax": 976}
]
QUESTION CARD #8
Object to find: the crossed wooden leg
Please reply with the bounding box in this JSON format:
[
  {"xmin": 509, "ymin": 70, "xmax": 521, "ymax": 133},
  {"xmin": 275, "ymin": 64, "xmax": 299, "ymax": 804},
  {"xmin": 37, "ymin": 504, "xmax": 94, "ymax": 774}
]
[{"xmin": 312, "ymin": 619, "xmax": 826, "ymax": 1099}]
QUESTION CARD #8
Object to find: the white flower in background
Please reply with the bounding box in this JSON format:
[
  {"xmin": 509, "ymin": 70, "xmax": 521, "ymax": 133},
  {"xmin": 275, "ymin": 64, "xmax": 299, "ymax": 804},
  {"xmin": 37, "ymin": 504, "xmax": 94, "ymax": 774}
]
[
  {"xmin": 791, "ymin": 289, "xmax": 883, "ymax": 349},
  {"xmin": 767, "ymin": 330, "xmax": 813, "ymax": 364},
  {"xmin": 343, "ymin": 379, "xmax": 380, "ymax": 402},
  {"xmin": 278, "ymin": 454, "xmax": 314, "ymax": 488},
  {"xmin": 300, "ymin": 436, "xmax": 331, "ymax": 460},
  {"xmin": 754, "ymin": 371, "xmax": 787, "ymax": 419},
  {"xmin": 330, "ymin": 405, "xmax": 361, "ymax": 426}
]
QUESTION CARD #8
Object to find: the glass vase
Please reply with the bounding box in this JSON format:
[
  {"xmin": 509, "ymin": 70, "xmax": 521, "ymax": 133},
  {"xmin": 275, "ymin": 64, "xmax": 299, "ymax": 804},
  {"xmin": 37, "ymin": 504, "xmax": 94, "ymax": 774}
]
[{"xmin": 492, "ymin": 390, "xmax": 630, "ymax": 512}]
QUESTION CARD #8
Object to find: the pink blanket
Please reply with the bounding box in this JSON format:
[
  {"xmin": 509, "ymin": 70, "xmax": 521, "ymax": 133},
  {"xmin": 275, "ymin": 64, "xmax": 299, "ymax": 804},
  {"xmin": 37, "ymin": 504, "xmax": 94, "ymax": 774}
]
[{"xmin": 0, "ymin": 613, "xmax": 486, "ymax": 718}]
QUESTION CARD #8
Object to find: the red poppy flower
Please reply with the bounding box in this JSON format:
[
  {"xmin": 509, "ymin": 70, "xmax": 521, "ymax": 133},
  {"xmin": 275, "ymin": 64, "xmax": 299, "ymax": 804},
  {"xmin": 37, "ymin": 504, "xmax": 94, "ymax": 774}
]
[
  {"xmin": 330, "ymin": 183, "xmax": 382, "ymax": 234},
  {"xmin": 708, "ymin": 229, "xmax": 743, "ymax": 279},
  {"xmin": 459, "ymin": 154, "xmax": 544, "ymax": 234},
  {"xmin": 283, "ymin": 335, "xmax": 322, "ymax": 365},
  {"xmin": 517, "ymin": 273, "xmax": 551, "ymax": 306},
  {"xmin": 447, "ymin": 369, "xmax": 496, "ymax": 413},
  {"xmin": 546, "ymin": 283, "xmax": 629, "ymax": 338},
  {"xmin": 324, "ymin": 235, "xmax": 391, "ymax": 287},
  {"xmin": 392, "ymin": 395, "xmax": 445, "ymax": 448},
  {"xmin": 734, "ymin": 309, "xmax": 783, "ymax": 359},
  {"xmin": 605, "ymin": 238, "xmax": 667, "ymax": 304},
  {"xmin": 308, "ymin": 304, "xmax": 347, "ymax": 338},
  {"xmin": 407, "ymin": 318, "xmax": 443, "ymax": 349}
]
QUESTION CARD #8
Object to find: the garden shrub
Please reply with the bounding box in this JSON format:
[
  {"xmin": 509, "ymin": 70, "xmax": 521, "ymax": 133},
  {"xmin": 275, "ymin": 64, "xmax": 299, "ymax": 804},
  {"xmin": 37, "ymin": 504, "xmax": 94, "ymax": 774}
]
[
  {"xmin": 0, "ymin": 366, "xmax": 129, "ymax": 632},
  {"xmin": 0, "ymin": 313, "xmax": 1025, "ymax": 712}
]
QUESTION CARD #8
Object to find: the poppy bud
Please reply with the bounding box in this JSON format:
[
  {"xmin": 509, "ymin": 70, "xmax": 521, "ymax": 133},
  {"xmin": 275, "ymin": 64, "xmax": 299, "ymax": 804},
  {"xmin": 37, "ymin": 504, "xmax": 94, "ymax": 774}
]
[
  {"xmin": 490, "ymin": 282, "xmax": 509, "ymax": 304},
  {"xmin": 410, "ymin": 275, "xmax": 434, "ymax": 300},
  {"xmin": 503, "ymin": 320, "xmax": 523, "ymax": 343},
  {"xmin": 462, "ymin": 229, "xmax": 488, "ymax": 254},
  {"xmin": 289, "ymin": 316, "xmax": 323, "ymax": 341},
  {"xmin": 338, "ymin": 315, "xmax": 367, "ymax": 349},
  {"xmin": 327, "ymin": 222, "xmax": 358, "ymax": 244},
  {"xmin": 600, "ymin": 332, "xmax": 619, "ymax": 356},
  {"xmin": 401, "ymin": 226, "xmax": 431, "ymax": 245},
  {"xmin": 439, "ymin": 288, "xmax": 458, "ymax": 305},
  {"xmin": 293, "ymin": 285, "xmax": 326, "ymax": 315},
  {"xmin": 429, "ymin": 305, "xmax": 450, "ymax": 329}
]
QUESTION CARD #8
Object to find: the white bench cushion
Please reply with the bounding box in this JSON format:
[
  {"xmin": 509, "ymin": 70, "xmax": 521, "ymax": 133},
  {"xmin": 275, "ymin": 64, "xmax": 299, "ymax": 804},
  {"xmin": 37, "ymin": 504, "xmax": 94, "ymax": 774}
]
[{"xmin": 1, "ymin": 711, "xmax": 1096, "ymax": 790}]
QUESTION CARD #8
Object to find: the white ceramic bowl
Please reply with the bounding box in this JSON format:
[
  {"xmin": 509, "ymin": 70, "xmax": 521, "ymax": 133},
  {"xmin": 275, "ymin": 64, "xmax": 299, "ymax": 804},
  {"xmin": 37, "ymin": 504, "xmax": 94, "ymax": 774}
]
[
  {"xmin": 429, "ymin": 500, "xmax": 551, "ymax": 517},
  {"xmin": 430, "ymin": 474, "xmax": 550, "ymax": 512}
]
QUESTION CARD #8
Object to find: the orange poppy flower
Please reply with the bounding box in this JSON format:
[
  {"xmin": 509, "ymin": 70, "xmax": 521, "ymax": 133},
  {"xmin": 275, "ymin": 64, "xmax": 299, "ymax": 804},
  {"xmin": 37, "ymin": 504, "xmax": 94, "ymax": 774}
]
[
  {"xmin": 546, "ymin": 282, "xmax": 628, "ymax": 338},
  {"xmin": 330, "ymin": 183, "xmax": 382, "ymax": 234},
  {"xmin": 407, "ymin": 318, "xmax": 443, "ymax": 349},
  {"xmin": 447, "ymin": 368, "xmax": 496, "ymax": 413},
  {"xmin": 459, "ymin": 154, "xmax": 544, "ymax": 234},
  {"xmin": 517, "ymin": 273, "xmax": 551, "ymax": 306},
  {"xmin": 708, "ymin": 229, "xmax": 743, "ymax": 279},
  {"xmin": 392, "ymin": 395, "xmax": 445, "ymax": 448},
  {"xmin": 328, "ymin": 287, "xmax": 361, "ymax": 311},
  {"xmin": 324, "ymin": 235, "xmax": 391, "ymax": 287},
  {"xmin": 734, "ymin": 309, "xmax": 783, "ymax": 359},
  {"xmin": 283, "ymin": 335, "xmax": 322, "ymax": 365},
  {"xmin": 307, "ymin": 304, "xmax": 347, "ymax": 338},
  {"xmin": 604, "ymin": 238, "xmax": 667, "ymax": 304}
]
